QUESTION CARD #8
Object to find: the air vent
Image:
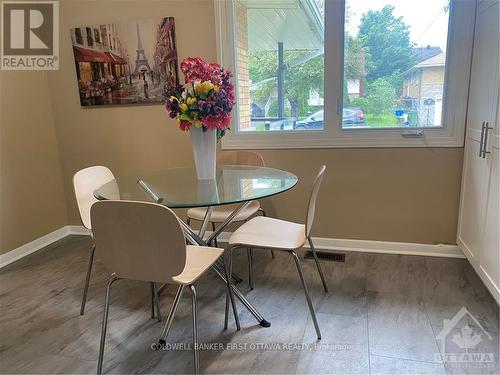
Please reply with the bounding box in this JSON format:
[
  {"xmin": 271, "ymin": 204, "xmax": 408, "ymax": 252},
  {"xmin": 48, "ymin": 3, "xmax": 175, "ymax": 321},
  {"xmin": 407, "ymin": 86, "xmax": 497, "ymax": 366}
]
[{"xmin": 304, "ymin": 251, "xmax": 345, "ymax": 262}]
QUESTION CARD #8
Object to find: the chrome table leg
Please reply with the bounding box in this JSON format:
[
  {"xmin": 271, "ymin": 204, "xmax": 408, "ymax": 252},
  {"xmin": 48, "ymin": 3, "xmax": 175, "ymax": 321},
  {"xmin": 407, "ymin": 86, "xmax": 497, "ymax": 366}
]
[
  {"xmin": 180, "ymin": 204, "xmax": 271, "ymax": 328},
  {"xmin": 223, "ymin": 250, "xmax": 240, "ymax": 330}
]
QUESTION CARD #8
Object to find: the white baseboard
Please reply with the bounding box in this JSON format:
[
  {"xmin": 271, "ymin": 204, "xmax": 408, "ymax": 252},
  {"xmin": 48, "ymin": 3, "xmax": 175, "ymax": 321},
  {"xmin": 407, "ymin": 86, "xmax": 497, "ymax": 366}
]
[
  {"xmin": 0, "ymin": 225, "xmax": 464, "ymax": 269},
  {"xmin": 0, "ymin": 226, "xmax": 72, "ymax": 268},
  {"xmin": 211, "ymin": 231, "xmax": 464, "ymax": 258}
]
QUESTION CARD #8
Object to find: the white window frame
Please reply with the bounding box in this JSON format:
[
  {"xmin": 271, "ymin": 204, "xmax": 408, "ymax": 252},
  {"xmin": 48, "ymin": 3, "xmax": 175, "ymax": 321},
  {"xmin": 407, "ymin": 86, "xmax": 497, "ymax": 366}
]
[{"xmin": 215, "ymin": 0, "xmax": 476, "ymax": 149}]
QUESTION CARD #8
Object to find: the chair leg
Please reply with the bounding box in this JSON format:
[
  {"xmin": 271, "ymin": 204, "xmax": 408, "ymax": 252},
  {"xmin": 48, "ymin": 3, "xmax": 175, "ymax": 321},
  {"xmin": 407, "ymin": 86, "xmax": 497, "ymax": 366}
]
[
  {"xmin": 247, "ymin": 248, "xmax": 254, "ymax": 290},
  {"xmin": 153, "ymin": 282, "xmax": 162, "ymax": 322},
  {"xmin": 97, "ymin": 275, "xmax": 119, "ymax": 375},
  {"xmin": 187, "ymin": 217, "xmax": 191, "ymax": 226},
  {"xmin": 159, "ymin": 285, "xmax": 185, "ymax": 345},
  {"xmin": 80, "ymin": 244, "xmax": 96, "ymax": 315},
  {"xmin": 307, "ymin": 236, "xmax": 328, "ymax": 293},
  {"xmin": 258, "ymin": 209, "xmax": 275, "ymax": 259},
  {"xmin": 224, "ymin": 249, "xmax": 241, "ymax": 330},
  {"xmin": 212, "ymin": 222, "xmax": 219, "ymax": 247},
  {"xmin": 150, "ymin": 282, "xmax": 155, "ymax": 319},
  {"xmin": 290, "ymin": 251, "xmax": 321, "ymax": 340},
  {"xmin": 190, "ymin": 285, "xmax": 200, "ymax": 375}
]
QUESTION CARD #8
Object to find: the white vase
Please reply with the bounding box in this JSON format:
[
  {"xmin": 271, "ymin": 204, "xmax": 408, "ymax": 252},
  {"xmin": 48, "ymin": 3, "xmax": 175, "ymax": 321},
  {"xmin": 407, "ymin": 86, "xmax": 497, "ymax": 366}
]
[{"xmin": 190, "ymin": 126, "xmax": 216, "ymax": 180}]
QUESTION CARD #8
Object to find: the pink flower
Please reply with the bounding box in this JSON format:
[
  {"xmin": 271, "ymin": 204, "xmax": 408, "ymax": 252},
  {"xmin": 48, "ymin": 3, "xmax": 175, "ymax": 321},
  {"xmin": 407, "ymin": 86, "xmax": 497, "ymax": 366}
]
[{"xmin": 203, "ymin": 114, "xmax": 231, "ymax": 130}]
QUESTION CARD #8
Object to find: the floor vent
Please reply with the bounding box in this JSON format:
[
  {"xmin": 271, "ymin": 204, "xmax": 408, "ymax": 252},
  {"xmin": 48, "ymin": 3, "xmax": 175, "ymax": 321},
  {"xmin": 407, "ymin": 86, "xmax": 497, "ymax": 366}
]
[{"xmin": 304, "ymin": 251, "xmax": 345, "ymax": 262}]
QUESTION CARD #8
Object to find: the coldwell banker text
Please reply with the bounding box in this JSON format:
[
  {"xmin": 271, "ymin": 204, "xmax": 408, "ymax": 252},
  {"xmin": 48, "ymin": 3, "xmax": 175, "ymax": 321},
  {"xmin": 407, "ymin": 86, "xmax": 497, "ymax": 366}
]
[{"xmin": 1, "ymin": 1, "xmax": 59, "ymax": 70}]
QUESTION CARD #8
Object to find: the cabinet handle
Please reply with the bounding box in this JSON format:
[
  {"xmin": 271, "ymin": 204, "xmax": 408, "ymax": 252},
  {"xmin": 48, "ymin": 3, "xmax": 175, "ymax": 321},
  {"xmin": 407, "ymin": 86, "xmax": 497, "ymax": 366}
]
[
  {"xmin": 482, "ymin": 122, "xmax": 493, "ymax": 158},
  {"xmin": 479, "ymin": 121, "xmax": 486, "ymax": 157}
]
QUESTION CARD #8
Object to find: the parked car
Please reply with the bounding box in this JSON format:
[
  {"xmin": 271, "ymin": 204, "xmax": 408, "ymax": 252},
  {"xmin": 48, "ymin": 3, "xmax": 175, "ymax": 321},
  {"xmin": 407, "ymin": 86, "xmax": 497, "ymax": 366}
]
[{"xmin": 293, "ymin": 108, "xmax": 365, "ymax": 130}]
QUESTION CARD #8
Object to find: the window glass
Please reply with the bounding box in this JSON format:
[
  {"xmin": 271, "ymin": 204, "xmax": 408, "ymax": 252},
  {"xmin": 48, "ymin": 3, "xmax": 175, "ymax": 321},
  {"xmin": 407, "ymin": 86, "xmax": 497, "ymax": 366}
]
[
  {"xmin": 234, "ymin": 0, "xmax": 325, "ymax": 132},
  {"xmin": 342, "ymin": 0, "xmax": 450, "ymax": 128}
]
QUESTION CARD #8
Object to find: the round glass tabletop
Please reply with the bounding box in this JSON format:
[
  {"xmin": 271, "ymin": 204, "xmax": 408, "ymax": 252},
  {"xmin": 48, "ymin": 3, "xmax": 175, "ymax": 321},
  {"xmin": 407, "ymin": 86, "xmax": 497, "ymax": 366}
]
[{"xmin": 94, "ymin": 166, "xmax": 298, "ymax": 208}]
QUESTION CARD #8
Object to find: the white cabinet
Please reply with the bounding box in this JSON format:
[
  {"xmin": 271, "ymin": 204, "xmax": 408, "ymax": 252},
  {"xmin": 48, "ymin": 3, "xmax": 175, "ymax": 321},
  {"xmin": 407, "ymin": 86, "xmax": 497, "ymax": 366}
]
[{"xmin": 457, "ymin": 0, "xmax": 500, "ymax": 304}]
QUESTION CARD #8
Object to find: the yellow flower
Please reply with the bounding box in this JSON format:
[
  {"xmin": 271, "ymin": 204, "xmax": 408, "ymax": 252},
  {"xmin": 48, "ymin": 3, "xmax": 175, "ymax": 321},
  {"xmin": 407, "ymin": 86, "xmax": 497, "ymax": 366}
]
[
  {"xmin": 186, "ymin": 97, "xmax": 197, "ymax": 106},
  {"xmin": 179, "ymin": 103, "xmax": 188, "ymax": 112},
  {"xmin": 169, "ymin": 96, "xmax": 178, "ymax": 102},
  {"xmin": 191, "ymin": 119, "xmax": 203, "ymax": 128},
  {"xmin": 195, "ymin": 81, "xmax": 214, "ymax": 95},
  {"xmin": 213, "ymin": 85, "xmax": 220, "ymax": 92}
]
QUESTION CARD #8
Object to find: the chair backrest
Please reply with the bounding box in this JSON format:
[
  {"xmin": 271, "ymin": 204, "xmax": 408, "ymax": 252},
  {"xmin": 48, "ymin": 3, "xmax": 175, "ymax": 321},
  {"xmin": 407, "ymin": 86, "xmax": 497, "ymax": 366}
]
[
  {"xmin": 217, "ymin": 151, "xmax": 265, "ymax": 167},
  {"xmin": 73, "ymin": 166, "xmax": 116, "ymax": 229},
  {"xmin": 90, "ymin": 200, "xmax": 187, "ymax": 283},
  {"xmin": 305, "ymin": 165, "xmax": 327, "ymax": 237}
]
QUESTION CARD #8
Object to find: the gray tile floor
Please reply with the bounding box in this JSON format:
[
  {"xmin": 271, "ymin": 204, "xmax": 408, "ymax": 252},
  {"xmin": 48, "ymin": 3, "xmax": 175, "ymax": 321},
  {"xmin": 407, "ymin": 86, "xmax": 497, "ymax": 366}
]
[{"xmin": 0, "ymin": 235, "xmax": 498, "ymax": 374}]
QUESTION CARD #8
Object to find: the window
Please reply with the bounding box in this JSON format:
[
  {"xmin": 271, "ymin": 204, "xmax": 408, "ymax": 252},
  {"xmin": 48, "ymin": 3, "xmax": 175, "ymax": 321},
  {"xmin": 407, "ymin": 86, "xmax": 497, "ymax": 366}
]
[
  {"xmin": 215, "ymin": 0, "xmax": 475, "ymax": 148},
  {"xmin": 342, "ymin": 0, "xmax": 450, "ymax": 129}
]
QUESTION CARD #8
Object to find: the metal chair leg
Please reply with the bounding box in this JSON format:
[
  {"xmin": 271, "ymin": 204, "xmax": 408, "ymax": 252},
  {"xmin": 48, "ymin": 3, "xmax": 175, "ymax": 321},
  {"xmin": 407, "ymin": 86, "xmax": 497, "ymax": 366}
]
[
  {"xmin": 247, "ymin": 248, "xmax": 254, "ymax": 290},
  {"xmin": 224, "ymin": 248, "xmax": 241, "ymax": 330},
  {"xmin": 307, "ymin": 236, "xmax": 328, "ymax": 293},
  {"xmin": 258, "ymin": 209, "xmax": 275, "ymax": 259},
  {"xmin": 187, "ymin": 217, "xmax": 191, "ymax": 226},
  {"xmin": 97, "ymin": 275, "xmax": 119, "ymax": 375},
  {"xmin": 80, "ymin": 244, "xmax": 96, "ymax": 315},
  {"xmin": 159, "ymin": 285, "xmax": 185, "ymax": 345},
  {"xmin": 150, "ymin": 282, "xmax": 155, "ymax": 319},
  {"xmin": 212, "ymin": 222, "xmax": 218, "ymax": 247},
  {"xmin": 153, "ymin": 282, "xmax": 162, "ymax": 322},
  {"xmin": 290, "ymin": 251, "xmax": 321, "ymax": 340},
  {"xmin": 190, "ymin": 285, "xmax": 200, "ymax": 374}
]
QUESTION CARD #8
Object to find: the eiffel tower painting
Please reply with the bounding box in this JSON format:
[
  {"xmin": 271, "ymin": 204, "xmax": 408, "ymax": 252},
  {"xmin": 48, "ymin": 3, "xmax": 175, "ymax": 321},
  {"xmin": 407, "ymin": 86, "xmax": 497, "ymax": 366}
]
[
  {"xmin": 133, "ymin": 23, "xmax": 152, "ymax": 74},
  {"xmin": 70, "ymin": 16, "xmax": 178, "ymax": 106}
]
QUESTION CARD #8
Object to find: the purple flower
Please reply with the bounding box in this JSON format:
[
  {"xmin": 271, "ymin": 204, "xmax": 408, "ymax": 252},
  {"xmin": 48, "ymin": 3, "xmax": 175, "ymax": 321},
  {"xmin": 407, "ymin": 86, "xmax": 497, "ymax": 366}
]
[{"xmin": 198, "ymin": 100, "xmax": 211, "ymax": 115}]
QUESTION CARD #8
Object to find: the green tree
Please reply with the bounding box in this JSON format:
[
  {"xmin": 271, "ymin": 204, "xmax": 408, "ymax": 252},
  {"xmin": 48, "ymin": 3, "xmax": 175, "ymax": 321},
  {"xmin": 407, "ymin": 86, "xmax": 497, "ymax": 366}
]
[
  {"xmin": 352, "ymin": 77, "xmax": 397, "ymax": 116},
  {"xmin": 249, "ymin": 50, "xmax": 323, "ymax": 119},
  {"xmin": 358, "ymin": 5, "xmax": 416, "ymax": 83}
]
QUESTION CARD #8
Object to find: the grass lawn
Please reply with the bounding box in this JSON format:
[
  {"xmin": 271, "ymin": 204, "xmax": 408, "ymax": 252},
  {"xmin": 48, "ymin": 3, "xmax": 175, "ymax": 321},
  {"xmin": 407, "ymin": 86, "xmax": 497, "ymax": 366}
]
[{"xmin": 364, "ymin": 114, "xmax": 399, "ymax": 128}]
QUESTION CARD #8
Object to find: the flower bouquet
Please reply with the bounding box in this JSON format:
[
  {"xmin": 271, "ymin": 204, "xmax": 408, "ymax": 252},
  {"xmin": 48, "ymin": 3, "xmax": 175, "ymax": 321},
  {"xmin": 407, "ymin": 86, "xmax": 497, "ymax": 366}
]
[{"xmin": 164, "ymin": 57, "xmax": 235, "ymax": 179}]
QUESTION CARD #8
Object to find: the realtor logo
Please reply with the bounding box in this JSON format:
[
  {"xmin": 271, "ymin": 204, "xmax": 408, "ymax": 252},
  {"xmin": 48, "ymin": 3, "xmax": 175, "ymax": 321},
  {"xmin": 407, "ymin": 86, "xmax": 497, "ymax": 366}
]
[
  {"xmin": 435, "ymin": 307, "xmax": 497, "ymax": 372},
  {"xmin": 1, "ymin": 0, "xmax": 59, "ymax": 69}
]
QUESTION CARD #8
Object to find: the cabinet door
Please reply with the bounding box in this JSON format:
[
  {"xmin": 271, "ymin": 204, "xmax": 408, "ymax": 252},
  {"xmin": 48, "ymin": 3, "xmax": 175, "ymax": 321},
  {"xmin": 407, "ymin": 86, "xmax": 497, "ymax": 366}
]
[
  {"xmin": 457, "ymin": 0, "xmax": 498, "ymax": 262},
  {"xmin": 481, "ymin": 145, "xmax": 499, "ymax": 301}
]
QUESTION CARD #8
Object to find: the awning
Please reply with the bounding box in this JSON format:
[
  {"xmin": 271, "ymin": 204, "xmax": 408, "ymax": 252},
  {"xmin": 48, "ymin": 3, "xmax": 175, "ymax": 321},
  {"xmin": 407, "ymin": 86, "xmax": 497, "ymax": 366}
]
[
  {"xmin": 73, "ymin": 46, "xmax": 111, "ymax": 63},
  {"xmin": 160, "ymin": 50, "xmax": 177, "ymax": 64},
  {"xmin": 105, "ymin": 52, "xmax": 126, "ymax": 64},
  {"xmin": 240, "ymin": 0, "xmax": 324, "ymax": 52}
]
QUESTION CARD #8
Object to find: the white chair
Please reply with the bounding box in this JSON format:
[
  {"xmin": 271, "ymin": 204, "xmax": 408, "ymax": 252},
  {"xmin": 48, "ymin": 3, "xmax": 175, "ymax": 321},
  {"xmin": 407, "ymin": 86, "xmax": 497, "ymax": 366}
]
[
  {"xmin": 73, "ymin": 166, "xmax": 128, "ymax": 316},
  {"xmin": 227, "ymin": 166, "xmax": 328, "ymax": 340},
  {"xmin": 90, "ymin": 200, "xmax": 229, "ymax": 374},
  {"xmin": 187, "ymin": 150, "xmax": 274, "ymax": 288}
]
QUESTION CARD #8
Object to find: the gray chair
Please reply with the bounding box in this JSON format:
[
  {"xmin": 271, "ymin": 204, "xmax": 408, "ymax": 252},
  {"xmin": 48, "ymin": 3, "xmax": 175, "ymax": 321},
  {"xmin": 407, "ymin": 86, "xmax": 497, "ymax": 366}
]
[{"xmin": 91, "ymin": 200, "xmax": 231, "ymax": 374}]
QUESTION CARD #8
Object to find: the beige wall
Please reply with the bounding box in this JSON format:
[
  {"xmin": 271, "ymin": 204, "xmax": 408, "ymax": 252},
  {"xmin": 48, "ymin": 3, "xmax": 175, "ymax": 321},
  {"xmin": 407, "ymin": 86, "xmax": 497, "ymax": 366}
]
[
  {"xmin": 0, "ymin": 0, "xmax": 463, "ymax": 253},
  {"xmin": 0, "ymin": 71, "xmax": 67, "ymax": 254},
  {"xmin": 422, "ymin": 66, "xmax": 445, "ymax": 85}
]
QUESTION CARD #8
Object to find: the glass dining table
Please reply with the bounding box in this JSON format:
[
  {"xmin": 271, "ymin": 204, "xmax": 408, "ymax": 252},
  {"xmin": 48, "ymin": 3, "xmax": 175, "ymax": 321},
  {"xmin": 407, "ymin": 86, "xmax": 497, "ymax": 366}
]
[{"xmin": 94, "ymin": 165, "xmax": 298, "ymax": 329}]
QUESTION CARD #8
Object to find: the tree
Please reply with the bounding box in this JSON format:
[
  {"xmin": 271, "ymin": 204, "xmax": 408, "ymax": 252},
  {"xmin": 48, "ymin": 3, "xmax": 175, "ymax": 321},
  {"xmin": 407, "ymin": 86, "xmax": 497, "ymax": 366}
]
[
  {"xmin": 352, "ymin": 77, "xmax": 397, "ymax": 116},
  {"xmin": 358, "ymin": 5, "xmax": 416, "ymax": 83},
  {"xmin": 249, "ymin": 50, "xmax": 323, "ymax": 119}
]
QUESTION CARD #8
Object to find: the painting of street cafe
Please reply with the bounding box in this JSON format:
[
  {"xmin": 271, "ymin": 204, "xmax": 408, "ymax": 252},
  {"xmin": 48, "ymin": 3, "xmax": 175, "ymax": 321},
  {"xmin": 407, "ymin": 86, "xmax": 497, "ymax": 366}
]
[{"xmin": 70, "ymin": 17, "xmax": 179, "ymax": 106}]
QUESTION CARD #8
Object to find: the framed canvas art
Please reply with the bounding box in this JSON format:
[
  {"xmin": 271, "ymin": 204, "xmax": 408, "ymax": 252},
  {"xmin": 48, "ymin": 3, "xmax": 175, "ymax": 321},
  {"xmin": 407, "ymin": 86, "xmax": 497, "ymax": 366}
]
[{"xmin": 70, "ymin": 17, "xmax": 178, "ymax": 106}]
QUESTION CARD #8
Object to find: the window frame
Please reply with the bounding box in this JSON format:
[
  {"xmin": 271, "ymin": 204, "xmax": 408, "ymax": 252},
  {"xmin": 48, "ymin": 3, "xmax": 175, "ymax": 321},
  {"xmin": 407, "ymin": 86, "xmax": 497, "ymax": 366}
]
[{"xmin": 215, "ymin": 0, "xmax": 475, "ymax": 149}]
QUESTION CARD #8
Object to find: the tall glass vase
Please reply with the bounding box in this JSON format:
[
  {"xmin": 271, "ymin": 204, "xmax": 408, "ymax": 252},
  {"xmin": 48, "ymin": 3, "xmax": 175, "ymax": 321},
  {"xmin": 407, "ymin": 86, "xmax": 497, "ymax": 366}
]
[{"xmin": 190, "ymin": 127, "xmax": 216, "ymax": 180}]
